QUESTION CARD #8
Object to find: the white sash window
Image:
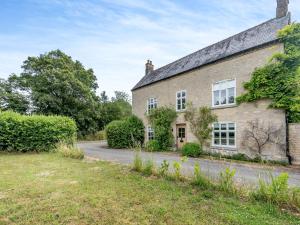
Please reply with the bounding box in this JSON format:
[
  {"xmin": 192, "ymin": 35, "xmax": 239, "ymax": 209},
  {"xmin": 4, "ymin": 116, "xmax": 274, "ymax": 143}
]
[{"xmin": 212, "ymin": 79, "xmax": 236, "ymax": 107}]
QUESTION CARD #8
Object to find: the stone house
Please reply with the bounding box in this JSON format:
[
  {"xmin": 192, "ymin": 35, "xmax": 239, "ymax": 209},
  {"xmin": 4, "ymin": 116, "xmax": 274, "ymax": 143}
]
[{"xmin": 132, "ymin": 1, "xmax": 294, "ymax": 162}]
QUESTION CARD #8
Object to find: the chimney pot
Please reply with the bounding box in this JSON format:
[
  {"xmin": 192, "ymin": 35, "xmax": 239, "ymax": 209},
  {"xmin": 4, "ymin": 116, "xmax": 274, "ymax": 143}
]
[
  {"xmin": 276, "ymin": 0, "xmax": 289, "ymax": 18},
  {"xmin": 145, "ymin": 60, "xmax": 154, "ymax": 75}
]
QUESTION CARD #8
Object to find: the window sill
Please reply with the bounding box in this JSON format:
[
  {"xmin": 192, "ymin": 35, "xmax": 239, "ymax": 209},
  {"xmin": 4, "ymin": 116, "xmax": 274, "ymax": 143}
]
[
  {"xmin": 176, "ymin": 109, "xmax": 186, "ymax": 113},
  {"xmin": 211, "ymin": 104, "xmax": 237, "ymax": 110},
  {"xmin": 211, "ymin": 145, "xmax": 237, "ymax": 151}
]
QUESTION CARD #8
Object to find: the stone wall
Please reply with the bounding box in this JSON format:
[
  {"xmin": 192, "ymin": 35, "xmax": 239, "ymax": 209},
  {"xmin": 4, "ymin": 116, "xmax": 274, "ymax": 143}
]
[{"xmin": 289, "ymin": 123, "xmax": 300, "ymax": 165}]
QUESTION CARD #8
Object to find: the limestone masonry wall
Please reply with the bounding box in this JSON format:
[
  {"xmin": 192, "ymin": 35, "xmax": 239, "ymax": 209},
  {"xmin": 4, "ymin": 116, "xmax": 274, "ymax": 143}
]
[{"xmin": 289, "ymin": 123, "xmax": 300, "ymax": 166}]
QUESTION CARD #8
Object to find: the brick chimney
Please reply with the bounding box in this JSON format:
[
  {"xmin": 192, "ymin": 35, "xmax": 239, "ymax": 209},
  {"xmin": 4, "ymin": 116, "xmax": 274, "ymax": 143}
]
[
  {"xmin": 145, "ymin": 60, "xmax": 154, "ymax": 75},
  {"xmin": 276, "ymin": 0, "xmax": 289, "ymax": 18}
]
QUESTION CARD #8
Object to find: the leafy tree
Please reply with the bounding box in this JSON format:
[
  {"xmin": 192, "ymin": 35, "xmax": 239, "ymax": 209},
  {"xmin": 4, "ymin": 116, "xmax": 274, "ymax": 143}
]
[
  {"xmin": 13, "ymin": 49, "xmax": 101, "ymax": 136},
  {"xmin": 111, "ymin": 91, "xmax": 132, "ymax": 118},
  {"xmin": 0, "ymin": 77, "xmax": 29, "ymax": 113},
  {"xmin": 237, "ymin": 23, "xmax": 300, "ymax": 122},
  {"xmin": 184, "ymin": 104, "xmax": 217, "ymax": 148},
  {"xmin": 148, "ymin": 106, "xmax": 177, "ymax": 151}
]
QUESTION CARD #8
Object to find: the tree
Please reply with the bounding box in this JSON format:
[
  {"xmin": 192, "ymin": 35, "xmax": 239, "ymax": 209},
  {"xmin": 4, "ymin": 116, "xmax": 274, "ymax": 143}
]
[
  {"xmin": 0, "ymin": 77, "xmax": 29, "ymax": 113},
  {"xmin": 237, "ymin": 23, "xmax": 300, "ymax": 122},
  {"xmin": 111, "ymin": 91, "xmax": 132, "ymax": 118},
  {"xmin": 242, "ymin": 119, "xmax": 285, "ymax": 157},
  {"xmin": 13, "ymin": 49, "xmax": 101, "ymax": 136},
  {"xmin": 184, "ymin": 104, "xmax": 217, "ymax": 148}
]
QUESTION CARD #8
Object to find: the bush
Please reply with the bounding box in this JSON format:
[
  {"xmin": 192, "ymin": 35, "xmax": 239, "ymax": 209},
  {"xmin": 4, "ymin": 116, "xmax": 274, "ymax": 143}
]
[
  {"xmin": 158, "ymin": 160, "xmax": 170, "ymax": 177},
  {"xmin": 0, "ymin": 111, "xmax": 77, "ymax": 152},
  {"xmin": 106, "ymin": 116, "xmax": 144, "ymax": 149},
  {"xmin": 181, "ymin": 143, "xmax": 202, "ymax": 157},
  {"xmin": 145, "ymin": 140, "xmax": 160, "ymax": 152},
  {"xmin": 55, "ymin": 143, "xmax": 84, "ymax": 159}
]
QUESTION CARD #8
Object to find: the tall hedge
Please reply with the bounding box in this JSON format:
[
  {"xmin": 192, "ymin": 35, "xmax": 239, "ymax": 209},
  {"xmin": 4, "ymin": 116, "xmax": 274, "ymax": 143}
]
[
  {"xmin": 105, "ymin": 115, "xmax": 144, "ymax": 148},
  {"xmin": 0, "ymin": 111, "xmax": 77, "ymax": 152}
]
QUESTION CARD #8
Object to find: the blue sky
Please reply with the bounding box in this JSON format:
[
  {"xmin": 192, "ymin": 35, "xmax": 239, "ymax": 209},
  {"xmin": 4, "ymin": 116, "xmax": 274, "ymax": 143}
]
[{"xmin": 0, "ymin": 0, "xmax": 299, "ymax": 97}]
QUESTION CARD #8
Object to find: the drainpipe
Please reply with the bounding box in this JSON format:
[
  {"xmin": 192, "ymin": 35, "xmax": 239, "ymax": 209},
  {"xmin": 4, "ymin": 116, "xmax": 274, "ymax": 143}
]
[{"xmin": 286, "ymin": 111, "xmax": 292, "ymax": 164}]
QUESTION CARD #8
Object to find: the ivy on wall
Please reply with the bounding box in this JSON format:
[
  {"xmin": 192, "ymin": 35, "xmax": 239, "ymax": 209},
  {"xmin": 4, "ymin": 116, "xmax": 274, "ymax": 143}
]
[{"xmin": 236, "ymin": 23, "xmax": 300, "ymax": 122}]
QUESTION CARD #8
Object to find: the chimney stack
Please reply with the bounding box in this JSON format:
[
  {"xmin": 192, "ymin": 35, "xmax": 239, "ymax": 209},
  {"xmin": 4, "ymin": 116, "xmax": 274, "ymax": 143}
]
[
  {"xmin": 276, "ymin": 0, "xmax": 289, "ymax": 18},
  {"xmin": 145, "ymin": 60, "xmax": 154, "ymax": 75}
]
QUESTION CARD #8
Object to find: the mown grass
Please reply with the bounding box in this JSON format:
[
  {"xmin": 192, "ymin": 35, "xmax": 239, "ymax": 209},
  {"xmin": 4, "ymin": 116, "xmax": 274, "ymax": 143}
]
[{"xmin": 0, "ymin": 153, "xmax": 299, "ymax": 225}]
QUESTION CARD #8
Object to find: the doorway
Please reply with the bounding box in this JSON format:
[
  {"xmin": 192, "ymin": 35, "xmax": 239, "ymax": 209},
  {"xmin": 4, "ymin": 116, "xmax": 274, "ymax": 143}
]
[{"xmin": 176, "ymin": 124, "xmax": 186, "ymax": 149}]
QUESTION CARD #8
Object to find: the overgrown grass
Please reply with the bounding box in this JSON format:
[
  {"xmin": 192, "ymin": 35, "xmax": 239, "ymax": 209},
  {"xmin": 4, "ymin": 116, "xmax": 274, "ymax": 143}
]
[
  {"xmin": 0, "ymin": 153, "xmax": 299, "ymax": 224},
  {"xmin": 55, "ymin": 143, "xmax": 84, "ymax": 159}
]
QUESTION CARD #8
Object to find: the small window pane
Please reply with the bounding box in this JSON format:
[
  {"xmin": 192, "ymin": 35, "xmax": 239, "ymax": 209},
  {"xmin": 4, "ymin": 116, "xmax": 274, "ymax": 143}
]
[
  {"xmin": 221, "ymin": 89, "xmax": 226, "ymax": 104},
  {"xmin": 221, "ymin": 139, "xmax": 227, "ymax": 145},
  {"xmin": 182, "ymin": 92, "xmax": 186, "ymax": 97},
  {"xmin": 229, "ymin": 139, "xmax": 235, "ymax": 146},
  {"xmin": 221, "ymin": 132, "xmax": 226, "ymax": 138},
  {"xmin": 228, "ymin": 87, "xmax": 235, "ymax": 104},
  {"xmin": 214, "ymin": 91, "xmax": 219, "ymax": 105},
  {"xmin": 214, "ymin": 123, "xmax": 220, "ymax": 130},
  {"xmin": 228, "ymin": 123, "xmax": 235, "ymax": 130},
  {"xmin": 214, "ymin": 132, "xmax": 220, "ymax": 138},
  {"xmin": 214, "ymin": 139, "xmax": 220, "ymax": 145},
  {"xmin": 182, "ymin": 99, "xmax": 186, "ymax": 109},
  {"xmin": 221, "ymin": 124, "xmax": 227, "ymax": 130},
  {"xmin": 229, "ymin": 132, "xmax": 235, "ymax": 138}
]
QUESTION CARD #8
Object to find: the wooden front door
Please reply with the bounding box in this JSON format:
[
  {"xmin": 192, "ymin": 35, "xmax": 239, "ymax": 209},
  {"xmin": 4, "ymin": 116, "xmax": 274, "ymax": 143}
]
[{"xmin": 176, "ymin": 124, "xmax": 186, "ymax": 149}]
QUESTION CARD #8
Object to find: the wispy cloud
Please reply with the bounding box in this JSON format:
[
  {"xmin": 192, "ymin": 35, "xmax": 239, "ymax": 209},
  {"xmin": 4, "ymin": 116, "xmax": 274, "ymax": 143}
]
[{"xmin": 0, "ymin": 0, "xmax": 299, "ymax": 96}]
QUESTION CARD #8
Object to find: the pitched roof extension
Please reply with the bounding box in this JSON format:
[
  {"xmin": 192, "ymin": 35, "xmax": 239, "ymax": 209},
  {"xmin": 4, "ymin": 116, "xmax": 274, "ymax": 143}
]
[{"xmin": 132, "ymin": 15, "xmax": 290, "ymax": 91}]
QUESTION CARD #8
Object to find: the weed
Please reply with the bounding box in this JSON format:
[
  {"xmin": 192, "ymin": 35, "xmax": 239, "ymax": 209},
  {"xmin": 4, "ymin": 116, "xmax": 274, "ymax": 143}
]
[
  {"xmin": 158, "ymin": 160, "xmax": 170, "ymax": 177},
  {"xmin": 219, "ymin": 168, "xmax": 236, "ymax": 194},
  {"xmin": 143, "ymin": 159, "xmax": 155, "ymax": 176},
  {"xmin": 55, "ymin": 143, "xmax": 84, "ymax": 159},
  {"xmin": 192, "ymin": 163, "xmax": 212, "ymax": 189},
  {"xmin": 133, "ymin": 150, "xmax": 143, "ymax": 172}
]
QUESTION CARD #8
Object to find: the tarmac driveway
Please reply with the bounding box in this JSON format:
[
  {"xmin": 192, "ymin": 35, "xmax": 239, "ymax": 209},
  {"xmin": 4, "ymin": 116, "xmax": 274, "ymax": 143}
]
[{"xmin": 77, "ymin": 141, "xmax": 300, "ymax": 187}]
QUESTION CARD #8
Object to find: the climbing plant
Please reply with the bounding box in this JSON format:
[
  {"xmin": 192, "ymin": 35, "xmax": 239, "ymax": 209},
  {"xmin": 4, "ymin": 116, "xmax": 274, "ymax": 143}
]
[
  {"xmin": 147, "ymin": 106, "xmax": 177, "ymax": 151},
  {"xmin": 236, "ymin": 23, "xmax": 300, "ymax": 122}
]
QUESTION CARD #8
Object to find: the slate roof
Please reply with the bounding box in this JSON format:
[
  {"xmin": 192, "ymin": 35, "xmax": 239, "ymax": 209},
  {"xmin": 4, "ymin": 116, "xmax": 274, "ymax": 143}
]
[{"xmin": 132, "ymin": 15, "xmax": 291, "ymax": 91}]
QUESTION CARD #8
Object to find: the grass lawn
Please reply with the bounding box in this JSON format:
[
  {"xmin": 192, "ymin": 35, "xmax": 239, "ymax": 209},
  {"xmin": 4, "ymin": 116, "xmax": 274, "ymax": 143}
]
[{"xmin": 0, "ymin": 153, "xmax": 299, "ymax": 225}]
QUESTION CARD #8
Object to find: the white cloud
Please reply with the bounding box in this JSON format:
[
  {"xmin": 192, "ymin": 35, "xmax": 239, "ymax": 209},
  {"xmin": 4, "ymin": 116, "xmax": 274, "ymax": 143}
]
[{"xmin": 1, "ymin": 0, "xmax": 299, "ymax": 97}]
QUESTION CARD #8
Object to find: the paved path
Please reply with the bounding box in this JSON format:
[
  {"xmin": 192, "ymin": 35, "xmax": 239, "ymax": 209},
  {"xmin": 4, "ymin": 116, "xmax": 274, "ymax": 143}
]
[{"xmin": 78, "ymin": 141, "xmax": 300, "ymax": 187}]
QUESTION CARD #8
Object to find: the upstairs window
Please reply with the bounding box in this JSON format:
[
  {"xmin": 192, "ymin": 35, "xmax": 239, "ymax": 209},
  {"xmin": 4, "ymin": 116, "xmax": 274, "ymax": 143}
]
[
  {"xmin": 147, "ymin": 98, "xmax": 157, "ymax": 113},
  {"xmin": 147, "ymin": 126, "xmax": 154, "ymax": 140},
  {"xmin": 212, "ymin": 79, "xmax": 236, "ymax": 107},
  {"xmin": 212, "ymin": 122, "xmax": 236, "ymax": 147},
  {"xmin": 176, "ymin": 90, "xmax": 186, "ymax": 111}
]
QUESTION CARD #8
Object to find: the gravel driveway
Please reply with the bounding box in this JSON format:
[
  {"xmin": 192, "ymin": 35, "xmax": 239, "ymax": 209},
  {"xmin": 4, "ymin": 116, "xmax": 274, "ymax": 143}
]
[{"xmin": 77, "ymin": 141, "xmax": 300, "ymax": 187}]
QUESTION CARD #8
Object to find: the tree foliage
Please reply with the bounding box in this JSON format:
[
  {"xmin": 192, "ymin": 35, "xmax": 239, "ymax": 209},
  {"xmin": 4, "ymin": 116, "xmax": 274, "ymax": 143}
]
[
  {"xmin": 184, "ymin": 104, "xmax": 217, "ymax": 148},
  {"xmin": 0, "ymin": 50, "xmax": 132, "ymax": 136},
  {"xmin": 0, "ymin": 77, "xmax": 29, "ymax": 113},
  {"xmin": 237, "ymin": 23, "xmax": 300, "ymax": 122},
  {"xmin": 147, "ymin": 106, "xmax": 177, "ymax": 151}
]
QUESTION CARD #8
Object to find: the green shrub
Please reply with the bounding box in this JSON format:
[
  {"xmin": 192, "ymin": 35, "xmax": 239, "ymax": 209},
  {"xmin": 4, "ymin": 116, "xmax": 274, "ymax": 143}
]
[
  {"xmin": 219, "ymin": 168, "xmax": 236, "ymax": 194},
  {"xmin": 145, "ymin": 140, "xmax": 160, "ymax": 152},
  {"xmin": 55, "ymin": 143, "xmax": 84, "ymax": 159},
  {"xmin": 172, "ymin": 157, "xmax": 188, "ymax": 181},
  {"xmin": 142, "ymin": 159, "xmax": 155, "ymax": 176},
  {"xmin": 158, "ymin": 160, "xmax": 170, "ymax": 177},
  {"xmin": 0, "ymin": 111, "xmax": 76, "ymax": 152},
  {"xmin": 181, "ymin": 143, "xmax": 202, "ymax": 157},
  {"xmin": 105, "ymin": 116, "xmax": 144, "ymax": 149}
]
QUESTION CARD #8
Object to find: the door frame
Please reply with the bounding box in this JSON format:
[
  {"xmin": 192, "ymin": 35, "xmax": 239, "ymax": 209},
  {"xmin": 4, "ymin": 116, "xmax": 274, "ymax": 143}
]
[{"xmin": 176, "ymin": 123, "xmax": 187, "ymax": 149}]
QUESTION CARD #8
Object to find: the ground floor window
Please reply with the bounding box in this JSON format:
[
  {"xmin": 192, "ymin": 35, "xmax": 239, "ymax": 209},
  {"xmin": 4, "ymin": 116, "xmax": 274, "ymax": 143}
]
[
  {"xmin": 212, "ymin": 122, "xmax": 236, "ymax": 147},
  {"xmin": 147, "ymin": 126, "xmax": 154, "ymax": 141}
]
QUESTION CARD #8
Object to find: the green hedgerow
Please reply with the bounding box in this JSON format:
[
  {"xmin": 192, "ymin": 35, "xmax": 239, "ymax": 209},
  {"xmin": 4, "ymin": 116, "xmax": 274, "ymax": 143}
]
[
  {"xmin": 0, "ymin": 111, "xmax": 76, "ymax": 152},
  {"xmin": 181, "ymin": 142, "xmax": 203, "ymax": 157}
]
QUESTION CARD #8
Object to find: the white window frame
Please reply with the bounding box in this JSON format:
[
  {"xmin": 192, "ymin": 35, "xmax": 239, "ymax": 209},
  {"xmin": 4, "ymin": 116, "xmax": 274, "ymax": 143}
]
[
  {"xmin": 176, "ymin": 90, "xmax": 187, "ymax": 111},
  {"xmin": 212, "ymin": 122, "xmax": 236, "ymax": 149},
  {"xmin": 212, "ymin": 79, "xmax": 236, "ymax": 107},
  {"xmin": 147, "ymin": 97, "xmax": 157, "ymax": 114},
  {"xmin": 147, "ymin": 126, "xmax": 154, "ymax": 141}
]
